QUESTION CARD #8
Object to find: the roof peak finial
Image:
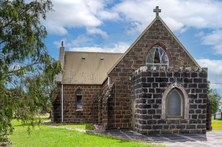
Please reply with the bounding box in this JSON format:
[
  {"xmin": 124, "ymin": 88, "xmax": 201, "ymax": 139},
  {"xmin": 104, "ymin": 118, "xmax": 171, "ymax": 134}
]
[
  {"xmin": 153, "ymin": 6, "xmax": 161, "ymax": 17},
  {"xmin": 61, "ymin": 41, "xmax": 63, "ymax": 47}
]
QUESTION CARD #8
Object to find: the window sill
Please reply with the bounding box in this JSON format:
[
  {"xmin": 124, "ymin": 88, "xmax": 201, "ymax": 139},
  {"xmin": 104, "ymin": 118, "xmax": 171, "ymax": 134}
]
[
  {"xmin": 76, "ymin": 109, "xmax": 83, "ymax": 111},
  {"xmin": 166, "ymin": 117, "xmax": 183, "ymax": 120}
]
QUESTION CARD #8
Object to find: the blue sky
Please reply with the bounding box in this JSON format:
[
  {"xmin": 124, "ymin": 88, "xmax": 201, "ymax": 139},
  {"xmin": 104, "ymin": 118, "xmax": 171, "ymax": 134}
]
[{"xmin": 43, "ymin": 0, "xmax": 222, "ymax": 100}]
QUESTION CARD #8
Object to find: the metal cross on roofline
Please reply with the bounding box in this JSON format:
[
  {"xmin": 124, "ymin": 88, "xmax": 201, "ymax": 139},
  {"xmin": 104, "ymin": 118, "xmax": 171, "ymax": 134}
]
[{"xmin": 153, "ymin": 6, "xmax": 161, "ymax": 17}]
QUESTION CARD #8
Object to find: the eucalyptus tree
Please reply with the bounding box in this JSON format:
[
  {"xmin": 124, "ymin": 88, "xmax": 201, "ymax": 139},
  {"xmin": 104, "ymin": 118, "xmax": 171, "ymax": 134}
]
[{"xmin": 0, "ymin": 0, "xmax": 62, "ymax": 139}]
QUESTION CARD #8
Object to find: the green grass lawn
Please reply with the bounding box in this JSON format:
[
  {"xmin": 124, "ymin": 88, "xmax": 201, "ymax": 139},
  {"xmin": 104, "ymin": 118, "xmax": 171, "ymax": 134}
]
[
  {"xmin": 9, "ymin": 120, "xmax": 164, "ymax": 147},
  {"xmin": 8, "ymin": 118, "xmax": 222, "ymax": 146},
  {"xmin": 45, "ymin": 122, "xmax": 86, "ymax": 130},
  {"xmin": 212, "ymin": 119, "xmax": 222, "ymax": 130}
]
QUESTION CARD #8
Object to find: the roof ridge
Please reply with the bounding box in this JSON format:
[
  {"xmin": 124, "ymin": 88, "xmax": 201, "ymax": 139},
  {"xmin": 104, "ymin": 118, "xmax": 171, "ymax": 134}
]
[{"xmin": 66, "ymin": 51, "xmax": 123, "ymax": 54}]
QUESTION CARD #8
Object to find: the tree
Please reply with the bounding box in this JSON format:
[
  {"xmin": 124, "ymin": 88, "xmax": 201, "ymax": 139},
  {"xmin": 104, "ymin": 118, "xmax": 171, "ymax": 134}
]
[
  {"xmin": 0, "ymin": 0, "xmax": 62, "ymax": 140},
  {"xmin": 207, "ymin": 81, "xmax": 221, "ymax": 114},
  {"xmin": 20, "ymin": 60, "xmax": 60, "ymax": 118}
]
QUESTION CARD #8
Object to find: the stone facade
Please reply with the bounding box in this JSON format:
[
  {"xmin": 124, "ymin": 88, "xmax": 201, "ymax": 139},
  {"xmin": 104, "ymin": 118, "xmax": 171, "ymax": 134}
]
[
  {"xmin": 107, "ymin": 19, "xmax": 199, "ymax": 129},
  {"xmin": 131, "ymin": 67, "xmax": 208, "ymax": 134},
  {"xmin": 52, "ymin": 84, "xmax": 101, "ymax": 123}
]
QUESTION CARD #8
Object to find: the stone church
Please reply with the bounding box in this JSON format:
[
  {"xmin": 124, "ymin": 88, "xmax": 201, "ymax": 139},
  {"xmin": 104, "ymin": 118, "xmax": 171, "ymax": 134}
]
[{"xmin": 52, "ymin": 6, "xmax": 212, "ymax": 134}]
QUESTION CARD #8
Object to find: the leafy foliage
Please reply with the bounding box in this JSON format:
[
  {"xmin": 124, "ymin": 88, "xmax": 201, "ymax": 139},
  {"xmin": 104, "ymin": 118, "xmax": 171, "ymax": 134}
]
[
  {"xmin": 0, "ymin": 0, "xmax": 63, "ymax": 140},
  {"xmin": 85, "ymin": 124, "xmax": 94, "ymax": 130},
  {"xmin": 208, "ymin": 81, "xmax": 221, "ymax": 114}
]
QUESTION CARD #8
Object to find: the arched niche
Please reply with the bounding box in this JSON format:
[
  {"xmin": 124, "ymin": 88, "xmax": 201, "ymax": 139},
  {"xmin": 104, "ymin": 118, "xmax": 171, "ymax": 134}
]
[{"xmin": 161, "ymin": 82, "xmax": 189, "ymax": 120}]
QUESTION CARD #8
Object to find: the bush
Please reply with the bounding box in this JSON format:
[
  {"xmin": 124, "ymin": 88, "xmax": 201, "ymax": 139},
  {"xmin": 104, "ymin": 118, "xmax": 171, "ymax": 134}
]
[{"xmin": 85, "ymin": 124, "xmax": 94, "ymax": 130}]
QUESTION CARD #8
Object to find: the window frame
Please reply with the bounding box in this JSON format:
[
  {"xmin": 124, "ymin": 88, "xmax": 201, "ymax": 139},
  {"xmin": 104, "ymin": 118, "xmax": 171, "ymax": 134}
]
[
  {"xmin": 166, "ymin": 89, "xmax": 184, "ymax": 120},
  {"xmin": 76, "ymin": 90, "xmax": 83, "ymax": 111},
  {"xmin": 146, "ymin": 46, "xmax": 169, "ymax": 70},
  {"xmin": 161, "ymin": 82, "xmax": 189, "ymax": 120}
]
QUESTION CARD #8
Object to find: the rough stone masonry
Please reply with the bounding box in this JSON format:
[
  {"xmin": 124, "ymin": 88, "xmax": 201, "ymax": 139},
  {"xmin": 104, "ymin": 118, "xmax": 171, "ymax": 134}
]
[{"xmin": 131, "ymin": 67, "xmax": 208, "ymax": 134}]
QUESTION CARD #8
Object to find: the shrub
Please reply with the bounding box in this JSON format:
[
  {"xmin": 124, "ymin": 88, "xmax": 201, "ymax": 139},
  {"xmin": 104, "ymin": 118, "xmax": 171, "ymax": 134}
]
[{"xmin": 85, "ymin": 124, "xmax": 94, "ymax": 130}]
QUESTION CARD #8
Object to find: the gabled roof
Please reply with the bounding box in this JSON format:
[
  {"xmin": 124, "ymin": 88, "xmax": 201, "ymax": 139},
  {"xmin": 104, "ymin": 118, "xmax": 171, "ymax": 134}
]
[
  {"xmin": 63, "ymin": 51, "xmax": 123, "ymax": 84},
  {"xmin": 108, "ymin": 16, "xmax": 201, "ymax": 74}
]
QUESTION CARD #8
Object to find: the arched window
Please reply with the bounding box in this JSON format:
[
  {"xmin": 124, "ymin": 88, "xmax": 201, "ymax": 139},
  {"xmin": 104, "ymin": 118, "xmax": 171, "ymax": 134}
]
[
  {"xmin": 146, "ymin": 46, "xmax": 168, "ymax": 70},
  {"xmin": 77, "ymin": 90, "xmax": 82, "ymax": 109},
  {"xmin": 166, "ymin": 89, "xmax": 183, "ymax": 117}
]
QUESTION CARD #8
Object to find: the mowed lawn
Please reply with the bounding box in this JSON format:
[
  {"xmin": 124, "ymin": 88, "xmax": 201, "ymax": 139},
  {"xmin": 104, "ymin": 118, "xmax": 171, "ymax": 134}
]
[
  {"xmin": 9, "ymin": 120, "xmax": 164, "ymax": 147},
  {"xmin": 212, "ymin": 119, "xmax": 222, "ymax": 130}
]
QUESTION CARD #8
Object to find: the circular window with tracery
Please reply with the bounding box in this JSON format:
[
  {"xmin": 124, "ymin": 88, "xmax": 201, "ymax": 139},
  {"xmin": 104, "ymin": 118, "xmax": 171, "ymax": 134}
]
[{"xmin": 146, "ymin": 46, "xmax": 168, "ymax": 70}]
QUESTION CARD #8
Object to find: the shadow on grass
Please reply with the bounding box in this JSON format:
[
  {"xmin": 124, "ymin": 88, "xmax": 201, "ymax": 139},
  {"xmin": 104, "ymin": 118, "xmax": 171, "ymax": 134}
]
[
  {"xmin": 13, "ymin": 118, "xmax": 49, "ymax": 127},
  {"xmin": 85, "ymin": 132, "xmax": 132, "ymax": 143}
]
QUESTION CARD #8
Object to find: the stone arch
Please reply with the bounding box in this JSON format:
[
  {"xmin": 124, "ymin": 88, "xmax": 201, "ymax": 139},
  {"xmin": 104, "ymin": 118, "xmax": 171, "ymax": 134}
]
[
  {"xmin": 142, "ymin": 42, "xmax": 171, "ymax": 66},
  {"xmin": 161, "ymin": 82, "xmax": 189, "ymax": 119}
]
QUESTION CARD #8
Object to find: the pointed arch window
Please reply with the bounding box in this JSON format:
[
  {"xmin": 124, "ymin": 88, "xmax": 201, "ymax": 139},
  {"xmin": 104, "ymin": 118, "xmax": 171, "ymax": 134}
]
[
  {"xmin": 77, "ymin": 90, "xmax": 82, "ymax": 109},
  {"xmin": 166, "ymin": 89, "xmax": 183, "ymax": 117},
  {"xmin": 146, "ymin": 46, "xmax": 168, "ymax": 70}
]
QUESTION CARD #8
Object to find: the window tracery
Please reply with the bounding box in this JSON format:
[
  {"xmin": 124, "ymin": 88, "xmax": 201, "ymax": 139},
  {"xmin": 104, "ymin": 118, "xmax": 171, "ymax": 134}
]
[{"xmin": 146, "ymin": 46, "xmax": 168, "ymax": 70}]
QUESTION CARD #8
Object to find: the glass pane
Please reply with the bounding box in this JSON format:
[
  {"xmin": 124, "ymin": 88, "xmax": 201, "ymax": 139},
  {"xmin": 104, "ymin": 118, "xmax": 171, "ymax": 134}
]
[
  {"xmin": 158, "ymin": 47, "xmax": 163, "ymax": 57},
  {"xmin": 77, "ymin": 91, "xmax": 82, "ymax": 95},
  {"xmin": 154, "ymin": 48, "xmax": 160, "ymax": 63},
  {"xmin": 155, "ymin": 65, "xmax": 160, "ymax": 70},
  {"xmin": 77, "ymin": 95, "xmax": 82, "ymax": 109},
  {"xmin": 161, "ymin": 53, "xmax": 168, "ymax": 64},
  {"xmin": 147, "ymin": 64, "xmax": 152, "ymax": 70},
  {"xmin": 167, "ymin": 89, "xmax": 182, "ymax": 116}
]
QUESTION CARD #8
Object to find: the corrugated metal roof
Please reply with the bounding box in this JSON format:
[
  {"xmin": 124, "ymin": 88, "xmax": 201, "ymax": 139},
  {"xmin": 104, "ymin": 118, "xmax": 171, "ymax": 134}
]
[{"xmin": 63, "ymin": 51, "xmax": 123, "ymax": 84}]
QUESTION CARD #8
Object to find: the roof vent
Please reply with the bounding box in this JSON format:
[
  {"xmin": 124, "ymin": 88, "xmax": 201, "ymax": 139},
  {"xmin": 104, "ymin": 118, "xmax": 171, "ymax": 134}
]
[
  {"xmin": 100, "ymin": 57, "xmax": 104, "ymax": 60},
  {"xmin": 82, "ymin": 57, "xmax": 85, "ymax": 59}
]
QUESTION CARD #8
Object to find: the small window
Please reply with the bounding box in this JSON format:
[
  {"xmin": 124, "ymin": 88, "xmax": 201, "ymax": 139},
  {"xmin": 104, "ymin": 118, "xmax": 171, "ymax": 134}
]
[
  {"xmin": 77, "ymin": 90, "xmax": 82, "ymax": 109},
  {"xmin": 146, "ymin": 46, "xmax": 168, "ymax": 70},
  {"xmin": 166, "ymin": 89, "xmax": 183, "ymax": 117}
]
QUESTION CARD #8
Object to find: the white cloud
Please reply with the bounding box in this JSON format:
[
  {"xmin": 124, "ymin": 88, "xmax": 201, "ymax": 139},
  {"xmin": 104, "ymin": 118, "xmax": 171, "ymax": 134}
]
[
  {"xmin": 164, "ymin": 17, "xmax": 184, "ymax": 31},
  {"xmin": 69, "ymin": 42, "xmax": 129, "ymax": 53},
  {"xmin": 197, "ymin": 59, "xmax": 222, "ymax": 75},
  {"xmin": 201, "ymin": 29, "xmax": 222, "ymax": 54},
  {"xmin": 111, "ymin": 0, "xmax": 222, "ymax": 33},
  {"xmin": 53, "ymin": 38, "xmax": 67, "ymax": 48},
  {"xmin": 86, "ymin": 27, "xmax": 109, "ymax": 39},
  {"xmin": 108, "ymin": 42, "xmax": 129, "ymax": 53},
  {"xmin": 43, "ymin": 0, "xmax": 222, "ymax": 36},
  {"xmin": 44, "ymin": 21, "xmax": 68, "ymax": 36},
  {"xmin": 195, "ymin": 31, "xmax": 204, "ymax": 37},
  {"xmin": 54, "ymin": 35, "xmax": 93, "ymax": 48},
  {"xmin": 71, "ymin": 35, "xmax": 92, "ymax": 47},
  {"xmin": 197, "ymin": 59, "xmax": 222, "ymax": 89},
  {"xmin": 44, "ymin": 0, "xmax": 104, "ymax": 35},
  {"xmin": 98, "ymin": 11, "xmax": 120, "ymax": 20}
]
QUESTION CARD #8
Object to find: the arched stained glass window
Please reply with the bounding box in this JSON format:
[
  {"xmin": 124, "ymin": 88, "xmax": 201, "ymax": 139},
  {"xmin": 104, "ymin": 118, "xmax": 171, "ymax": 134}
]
[
  {"xmin": 166, "ymin": 89, "xmax": 183, "ymax": 117},
  {"xmin": 77, "ymin": 90, "xmax": 82, "ymax": 109},
  {"xmin": 146, "ymin": 46, "xmax": 168, "ymax": 70}
]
